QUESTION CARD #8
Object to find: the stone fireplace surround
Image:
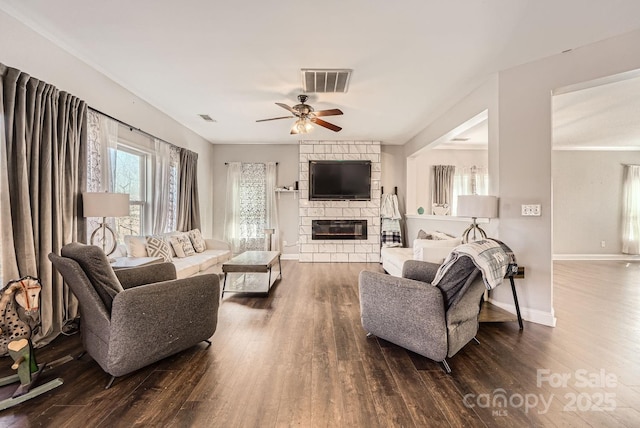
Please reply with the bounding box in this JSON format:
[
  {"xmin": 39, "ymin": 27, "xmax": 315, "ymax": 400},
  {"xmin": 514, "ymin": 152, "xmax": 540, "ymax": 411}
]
[{"xmin": 299, "ymin": 141, "xmax": 381, "ymax": 263}]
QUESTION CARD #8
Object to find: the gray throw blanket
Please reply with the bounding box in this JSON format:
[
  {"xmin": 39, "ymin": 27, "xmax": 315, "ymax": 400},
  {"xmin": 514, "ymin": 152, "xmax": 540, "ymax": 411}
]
[{"xmin": 433, "ymin": 239, "xmax": 517, "ymax": 290}]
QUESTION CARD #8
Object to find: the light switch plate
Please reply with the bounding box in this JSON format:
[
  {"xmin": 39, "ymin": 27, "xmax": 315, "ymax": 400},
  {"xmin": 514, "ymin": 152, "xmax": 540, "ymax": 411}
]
[{"xmin": 521, "ymin": 204, "xmax": 541, "ymax": 216}]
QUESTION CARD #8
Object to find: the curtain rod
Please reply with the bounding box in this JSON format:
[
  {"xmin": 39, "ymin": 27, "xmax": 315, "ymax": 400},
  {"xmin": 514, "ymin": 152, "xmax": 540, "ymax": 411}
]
[
  {"xmin": 225, "ymin": 162, "xmax": 278, "ymax": 165},
  {"xmin": 88, "ymin": 107, "xmax": 176, "ymax": 149}
]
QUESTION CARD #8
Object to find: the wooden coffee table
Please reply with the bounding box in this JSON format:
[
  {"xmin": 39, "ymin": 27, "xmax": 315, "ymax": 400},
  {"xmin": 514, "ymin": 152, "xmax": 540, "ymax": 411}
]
[{"xmin": 221, "ymin": 251, "xmax": 282, "ymax": 297}]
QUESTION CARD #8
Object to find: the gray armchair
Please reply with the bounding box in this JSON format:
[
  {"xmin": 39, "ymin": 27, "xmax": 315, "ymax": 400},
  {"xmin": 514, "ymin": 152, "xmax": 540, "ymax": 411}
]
[
  {"xmin": 359, "ymin": 257, "xmax": 485, "ymax": 373},
  {"xmin": 49, "ymin": 243, "xmax": 219, "ymax": 388}
]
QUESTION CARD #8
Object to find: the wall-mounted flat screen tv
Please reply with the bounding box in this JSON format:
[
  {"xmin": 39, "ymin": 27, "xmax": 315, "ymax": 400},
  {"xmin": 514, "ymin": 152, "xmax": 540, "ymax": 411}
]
[{"xmin": 309, "ymin": 160, "xmax": 372, "ymax": 201}]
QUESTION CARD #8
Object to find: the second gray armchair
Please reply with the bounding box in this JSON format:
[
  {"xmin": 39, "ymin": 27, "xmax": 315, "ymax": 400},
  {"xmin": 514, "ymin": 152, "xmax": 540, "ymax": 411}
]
[{"xmin": 359, "ymin": 258, "xmax": 485, "ymax": 373}]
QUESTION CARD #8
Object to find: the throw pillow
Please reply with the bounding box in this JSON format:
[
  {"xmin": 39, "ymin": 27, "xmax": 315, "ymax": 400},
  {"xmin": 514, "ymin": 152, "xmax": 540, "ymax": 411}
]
[
  {"xmin": 417, "ymin": 229, "xmax": 456, "ymax": 240},
  {"xmin": 146, "ymin": 236, "xmax": 173, "ymax": 262},
  {"xmin": 413, "ymin": 237, "xmax": 462, "ymax": 264},
  {"xmin": 61, "ymin": 242, "xmax": 124, "ymax": 312},
  {"xmin": 170, "ymin": 234, "xmax": 196, "ymax": 258},
  {"xmin": 188, "ymin": 228, "xmax": 206, "ymax": 253},
  {"xmin": 124, "ymin": 235, "xmax": 148, "ymax": 257}
]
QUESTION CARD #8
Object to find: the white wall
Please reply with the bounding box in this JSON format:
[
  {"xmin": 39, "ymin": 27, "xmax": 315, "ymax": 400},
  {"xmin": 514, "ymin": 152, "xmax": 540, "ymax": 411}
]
[
  {"xmin": 412, "ymin": 149, "xmax": 488, "ymax": 213},
  {"xmin": 404, "ymin": 30, "xmax": 640, "ymax": 327},
  {"xmin": 553, "ymin": 150, "xmax": 640, "ymax": 256},
  {"xmin": 0, "ymin": 10, "xmax": 216, "ymax": 236},
  {"xmin": 210, "ymin": 144, "xmax": 300, "ymax": 254},
  {"xmin": 495, "ymin": 30, "xmax": 640, "ymax": 326}
]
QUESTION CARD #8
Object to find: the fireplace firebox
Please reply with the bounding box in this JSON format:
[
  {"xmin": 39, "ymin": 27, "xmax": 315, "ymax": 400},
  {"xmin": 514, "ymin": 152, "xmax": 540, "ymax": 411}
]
[{"xmin": 312, "ymin": 220, "xmax": 368, "ymax": 240}]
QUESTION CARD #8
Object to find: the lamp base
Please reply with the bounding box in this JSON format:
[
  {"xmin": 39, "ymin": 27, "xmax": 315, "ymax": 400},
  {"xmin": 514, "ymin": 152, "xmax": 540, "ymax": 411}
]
[
  {"xmin": 90, "ymin": 221, "xmax": 117, "ymax": 256},
  {"xmin": 461, "ymin": 218, "xmax": 487, "ymax": 243}
]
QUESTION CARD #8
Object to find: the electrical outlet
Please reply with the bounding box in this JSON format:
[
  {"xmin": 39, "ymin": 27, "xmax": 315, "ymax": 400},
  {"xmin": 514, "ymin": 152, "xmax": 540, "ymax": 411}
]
[
  {"xmin": 283, "ymin": 240, "xmax": 288, "ymax": 247},
  {"xmin": 521, "ymin": 204, "xmax": 541, "ymax": 216},
  {"xmin": 601, "ymin": 240, "xmax": 606, "ymax": 248}
]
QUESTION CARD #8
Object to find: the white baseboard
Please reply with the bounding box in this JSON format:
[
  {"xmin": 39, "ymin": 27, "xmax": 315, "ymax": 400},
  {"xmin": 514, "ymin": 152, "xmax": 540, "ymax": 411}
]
[
  {"xmin": 488, "ymin": 298, "xmax": 557, "ymax": 327},
  {"xmin": 280, "ymin": 253, "xmax": 299, "ymax": 261},
  {"xmin": 553, "ymin": 254, "xmax": 640, "ymax": 261}
]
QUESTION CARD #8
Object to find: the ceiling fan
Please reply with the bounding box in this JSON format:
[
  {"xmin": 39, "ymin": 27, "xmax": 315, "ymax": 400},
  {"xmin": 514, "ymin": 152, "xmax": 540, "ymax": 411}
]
[{"xmin": 256, "ymin": 94, "xmax": 343, "ymax": 134}]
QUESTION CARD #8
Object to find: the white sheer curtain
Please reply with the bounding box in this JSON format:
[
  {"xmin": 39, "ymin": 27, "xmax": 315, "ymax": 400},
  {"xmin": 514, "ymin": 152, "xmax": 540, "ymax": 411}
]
[
  {"xmin": 224, "ymin": 162, "xmax": 243, "ymax": 253},
  {"xmin": 452, "ymin": 165, "xmax": 488, "ymax": 215},
  {"xmin": 622, "ymin": 164, "xmax": 640, "ymax": 255},
  {"xmin": 86, "ymin": 111, "xmax": 118, "ymax": 237},
  {"xmin": 152, "ymin": 139, "xmax": 180, "ymax": 234},
  {"xmin": 86, "ymin": 111, "xmax": 118, "ymax": 193},
  {"xmin": 224, "ymin": 162, "xmax": 276, "ymax": 254},
  {"xmin": 265, "ymin": 162, "xmax": 280, "ymax": 251}
]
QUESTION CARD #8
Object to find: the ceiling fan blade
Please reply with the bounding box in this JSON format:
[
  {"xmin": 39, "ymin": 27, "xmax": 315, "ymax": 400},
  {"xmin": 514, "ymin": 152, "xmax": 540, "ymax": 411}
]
[
  {"xmin": 313, "ymin": 108, "xmax": 343, "ymax": 117},
  {"xmin": 276, "ymin": 102, "xmax": 298, "ymax": 115},
  {"xmin": 256, "ymin": 116, "xmax": 294, "ymax": 122},
  {"xmin": 312, "ymin": 118, "xmax": 342, "ymax": 132}
]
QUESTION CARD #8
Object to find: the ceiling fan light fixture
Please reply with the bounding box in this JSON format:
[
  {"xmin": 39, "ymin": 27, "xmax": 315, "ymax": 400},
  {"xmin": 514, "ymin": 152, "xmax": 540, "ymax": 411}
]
[{"xmin": 291, "ymin": 118, "xmax": 313, "ymax": 134}]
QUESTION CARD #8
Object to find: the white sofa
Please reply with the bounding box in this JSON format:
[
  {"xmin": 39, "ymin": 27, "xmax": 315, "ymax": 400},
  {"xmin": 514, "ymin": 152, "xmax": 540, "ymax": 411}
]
[
  {"xmin": 381, "ymin": 236, "xmax": 461, "ymax": 277},
  {"xmin": 116, "ymin": 233, "xmax": 232, "ymax": 279}
]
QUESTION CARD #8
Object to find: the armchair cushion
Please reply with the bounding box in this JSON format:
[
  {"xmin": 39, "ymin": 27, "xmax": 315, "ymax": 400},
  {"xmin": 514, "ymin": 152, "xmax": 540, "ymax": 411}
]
[
  {"xmin": 114, "ymin": 262, "xmax": 177, "ymax": 289},
  {"xmin": 402, "ymin": 260, "xmax": 441, "ymax": 283},
  {"xmin": 61, "ymin": 243, "xmax": 123, "ymax": 312}
]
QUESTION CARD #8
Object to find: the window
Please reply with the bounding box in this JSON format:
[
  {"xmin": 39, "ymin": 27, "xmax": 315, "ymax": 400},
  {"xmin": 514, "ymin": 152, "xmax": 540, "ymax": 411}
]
[
  {"xmin": 452, "ymin": 165, "xmax": 489, "ymax": 215},
  {"xmin": 113, "ymin": 146, "xmax": 149, "ymax": 242}
]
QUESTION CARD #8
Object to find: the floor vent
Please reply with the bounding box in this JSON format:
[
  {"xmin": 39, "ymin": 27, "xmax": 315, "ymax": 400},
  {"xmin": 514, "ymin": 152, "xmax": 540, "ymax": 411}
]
[{"xmin": 301, "ymin": 69, "xmax": 352, "ymax": 93}]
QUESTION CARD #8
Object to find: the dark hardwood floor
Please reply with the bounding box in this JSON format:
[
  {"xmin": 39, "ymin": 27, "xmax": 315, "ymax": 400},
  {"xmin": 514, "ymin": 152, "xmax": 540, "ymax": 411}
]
[{"xmin": 0, "ymin": 260, "xmax": 639, "ymax": 427}]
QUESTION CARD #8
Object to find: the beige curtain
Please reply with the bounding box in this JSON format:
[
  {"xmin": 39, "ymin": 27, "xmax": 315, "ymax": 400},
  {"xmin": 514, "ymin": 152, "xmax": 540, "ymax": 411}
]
[
  {"xmin": 431, "ymin": 165, "xmax": 456, "ymax": 212},
  {"xmin": 0, "ymin": 63, "xmax": 86, "ymax": 347},
  {"xmin": 176, "ymin": 148, "xmax": 201, "ymax": 231}
]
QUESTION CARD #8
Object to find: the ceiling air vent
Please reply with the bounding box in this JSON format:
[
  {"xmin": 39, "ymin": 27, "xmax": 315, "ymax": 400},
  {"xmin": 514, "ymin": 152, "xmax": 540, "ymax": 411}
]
[
  {"xmin": 301, "ymin": 69, "xmax": 352, "ymax": 93},
  {"xmin": 198, "ymin": 114, "xmax": 216, "ymax": 122}
]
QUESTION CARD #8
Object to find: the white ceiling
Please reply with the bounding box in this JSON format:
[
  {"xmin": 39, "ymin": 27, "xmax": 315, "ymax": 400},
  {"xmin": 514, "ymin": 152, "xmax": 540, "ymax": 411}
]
[{"xmin": 2, "ymin": 0, "xmax": 640, "ymax": 145}]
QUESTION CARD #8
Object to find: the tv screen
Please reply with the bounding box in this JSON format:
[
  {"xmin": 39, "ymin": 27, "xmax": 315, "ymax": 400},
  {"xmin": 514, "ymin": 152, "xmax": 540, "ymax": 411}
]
[{"xmin": 309, "ymin": 160, "xmax": 371, "ymax": 201}]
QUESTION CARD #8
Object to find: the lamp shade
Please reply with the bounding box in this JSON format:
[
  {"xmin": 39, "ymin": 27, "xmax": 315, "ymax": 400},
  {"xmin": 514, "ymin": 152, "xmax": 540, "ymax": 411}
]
[
  {"xmin": 457, "ymin": 195, "xmax": 498, "ymax": 218},
  {"xmin": 83, "ymin": 192, "xmax": 130, "ymax": 218}
]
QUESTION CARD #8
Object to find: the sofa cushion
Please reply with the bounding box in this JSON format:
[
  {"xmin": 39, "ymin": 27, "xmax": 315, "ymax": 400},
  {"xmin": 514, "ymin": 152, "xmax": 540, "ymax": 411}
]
[
  {"xmin": 170, "ymin": 233, "xmax": 196, "ymax": 258},
  {"xmin": 380, "ymin": 247, "xmax": 414, "ymax": 277},
  {"xmin": 124, "ymin": 235, "xmax": 148, "ymax": 257},
  {"xmin": 61, "ymin": 243, "xmax": 124, "ymax": 312},
  {"xmin": 413, "ymin": 237, "xmax": 461, "ymax": 264},
  {"xmin": 145, "ymin": 236, "xmax": 173, "ymax": 262},
  {"xmin": 188, "ymin": 229, "xmax": 207, "ymax": 253},
  {"xmin": 171, "ymin": 257, "xmax": 203, "ymax": 279},
  {"xmin": 417, "ymin": 230, "xmax": 456, "ymax": 240}
]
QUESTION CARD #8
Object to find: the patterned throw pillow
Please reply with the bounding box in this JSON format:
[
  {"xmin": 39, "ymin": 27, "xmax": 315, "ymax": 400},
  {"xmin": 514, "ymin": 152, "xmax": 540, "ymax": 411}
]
[
  {"xmin": 170, "ymin": 234, "xmax": 196, "ymax": 258},
  {"xmin": 188, "ymin": 229, "xmax": 206, "ymax": 253},
  {"xmin": 145, "ymin": 236, "xmax": 173, "ymax": 262},
  {"xmin": 417, "ymin": 229, "xmax": 456, "ymax": 240}
]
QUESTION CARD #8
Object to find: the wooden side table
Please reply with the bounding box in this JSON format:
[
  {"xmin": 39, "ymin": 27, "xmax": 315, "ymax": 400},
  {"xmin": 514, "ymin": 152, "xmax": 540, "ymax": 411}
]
[
  {"xmin": 479, "ymin": 266, "xmax": 524, "ymax": 330},
  {"xmin": 506, "ymin": 266, "xmax": 525, "ymax": 330}
]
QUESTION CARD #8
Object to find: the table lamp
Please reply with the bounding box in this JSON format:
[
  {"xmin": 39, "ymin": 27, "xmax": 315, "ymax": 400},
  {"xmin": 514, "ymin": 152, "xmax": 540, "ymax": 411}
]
[
  {"xmin": 83, "ymin": 192, "xmax": 130, "ymax": 255},
  {"xmin": 457, "ymin": 195, "xmax": 498, "ymax": 243}
]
